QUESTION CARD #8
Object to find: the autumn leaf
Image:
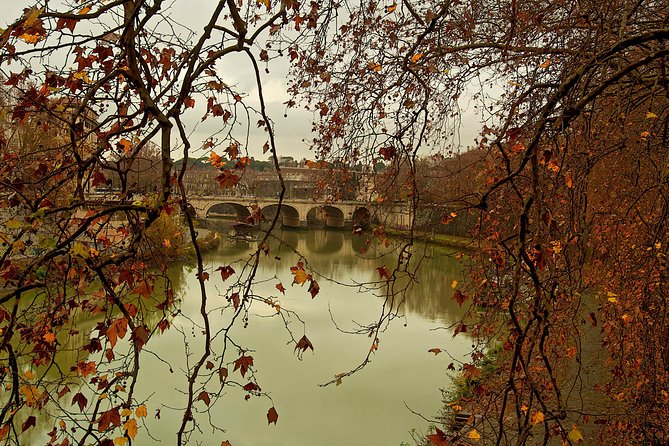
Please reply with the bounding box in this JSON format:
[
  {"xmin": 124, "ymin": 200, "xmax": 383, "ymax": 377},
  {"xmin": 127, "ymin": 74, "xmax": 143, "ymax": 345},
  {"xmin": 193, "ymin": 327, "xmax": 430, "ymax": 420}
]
[
  {"xmin": 122, "ymin": 418, "xmax": 138, "ymax": 439},
  {"xmin": 426, "ymin": 427, "xmax": 449, "ymax": 445},
  {"xmin": 290, "ymin": 262, "xmax": 311, "ymax": 285},
  {"xmin": 72, "ymin": 392, "xmax": 88, "ymax": 411},
  {"xmin": 267, "ymin": 406, "xmax": 279, "ymax": 425},
  {"xmin": 386, "ymin": 3, "xmax": 397, "ymax": 12},
  {"xmin": 379, "ymin": 146, "xmax": 396, "ymax": 160},
  {"xmin": 216, "ymin": 170, "xmax": 240, "ymax": 188},
  {"xmin": 428, "ymin": 348, "xmax": 442, "ymax": 355},
  {"xmin": 377, "ymin": 265, "xmax": 391, "ymax": 280},
  {"xmin": 411, "ymin": 53, "xmax": 424, "ymax": 63},
  {"xmin": 128, "ymin": 325, "xmax": 149, "ymax": 352},
  {"xmin": 198, "ymin": 391, "xmax": 211, "ymax": 406},
  {"xmin": 568, "ymin": 426, "xmax": 584, "ymax": 442},
  {"xmin": 467, "ymin": 429, "xmax": 481, "ymax": 440},
  {"xmin": 229, "ymin": 292, "xmax": 240, "ymax": 310},
  {"xmin": 97, "ymin": 407, "xmax": 121, "ymax": 432},
  {"xmin": 530, "ymin": 411, "xmax": 545, "ymax": 426},
  {"xmin": 218, "ymin": 367, "xmax": 228, "ymax": 383},
  {"xmin": 367, "ymin": 62, "xmax": 381, "ymax": 72},
  {"xmin": 131, "ymin": 279, "xmax": 153, "ymax": 298},
  {"xmin": 308, "ymin": 279, "xmax": 320, "ymax": 298},
  {"xmin": 276, "ymin": 283, "xmax": 286, "ymax": 294},
  {"xmin": 135, "ymin": 405, "xmax": 148, "ymax": 418},
  {"xmin": 221, "ymin": 442, "xmax": 232, "ymax": 446},
  {"xmin": 233, "ymin": 355, "xmax": 254, "ymax": 377},
  {"xmin": 453, "ymin": 290, "xmax": 468, "ymax": 306},
  {"xmin": 216, "ymin": 265, "xmax": 235, "ymax": 281},
  {"xmin": 295, "ymin": 335, "xmax": 314, "ymax": 355},
  {"xmin": 21, "ymin": 416, "xmax": 36, "ymax": 433}
]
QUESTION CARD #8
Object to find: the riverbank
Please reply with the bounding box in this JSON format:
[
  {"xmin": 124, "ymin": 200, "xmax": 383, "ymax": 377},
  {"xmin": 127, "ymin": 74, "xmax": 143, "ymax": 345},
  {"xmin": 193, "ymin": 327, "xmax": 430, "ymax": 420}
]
[{"xmin": 385, "ymin": 228, "xmax": 476, "ymax": 251}]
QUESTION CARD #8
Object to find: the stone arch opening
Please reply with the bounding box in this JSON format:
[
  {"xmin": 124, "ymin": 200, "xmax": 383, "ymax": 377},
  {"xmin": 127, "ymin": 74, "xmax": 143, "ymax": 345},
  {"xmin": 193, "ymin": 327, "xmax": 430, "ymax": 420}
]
[
  {"xmin": 306, "ymin": 206, "xmax": 327, "ymax": 227},
  {"xmin": 261, "ymin": 204, "xmax": 301, "ymax": 228},
  {"xmin": 322, "ymin": 205, "xmax": 345, "ymax": 228},
  {"xmin": 351, "ymin": 206, "xmax": 372, "ymax": 230},
  {"xmin": 206, "ymin": 203, "xmax": 251, "ymax": 221}
]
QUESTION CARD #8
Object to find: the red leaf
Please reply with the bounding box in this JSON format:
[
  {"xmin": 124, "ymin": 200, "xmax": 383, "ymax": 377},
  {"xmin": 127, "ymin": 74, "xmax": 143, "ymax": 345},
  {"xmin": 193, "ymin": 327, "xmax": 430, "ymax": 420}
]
[
  {"xmin": 233, "ymin": 355, "xmax": 254, "ymax": 378},
  {"xmin": 197, "ymin": 391, "xmax": 210, "ymax": 406},
  {"xmin": 426, "ymin": 427, "xmax": 449, "ymax": 445},
  {"xmin": 267, "ymin": 406, "xmax": 279, "ymax": 425},
  {"xmin": 131, "ymin": 279, "xmax": 153, "ymax": 298},
  {"xmin": 58, "ymin": 385, "xmax": 70, "ymax": 399},
  {"xmin": 183, "ymin": 96, "xmax": 195, "ymax": 108},
  {"xmin": 218, "ymin": 367, "xmax": 228, "ymax": 383},
  {"xmin": 225, "ymin": 143, "xmax": 239, "ymax": 159},
  {"xmin": 308, "ymin": 279, "xmax": 320, "ymax": 298},
  {"xmin": 294, "ymin": 335, "xmax": 314, "ymax": 355},
  {"xmin": 229, "ymin": 292, "xmax": 240, "ymax": 310},
  {"xmin": 21, "ymin": 416, "xmax": 36, "ymax": 433},
  {"xmin": 72, "ymin": 392, "xmax": 88, "ymax": 411},
  {"xmin": 276, "ymin": 283, "xmax": 286, "ymax": 294},
  {"xmin": 379, "ymin": 146, "xmax": 396, "ymax": 160},
  {"xmin": 453, "ymin": 290, "xmax": 468, "ymax": 306},
  {"xmin": 377, "ymin": 266, "xmax": 391, "ymax": 280},
  {"xmin": 96, "ymin": 407, "xmax": 121, "ymax": 432},
  {"xmin": 131, "ymin": 325, "xmax": 150, "ymax": 352},
  {"xmin": 215, "ymin": 170, "xmax": 239, "ymax": 188},
  {"xmin": 216, "ymin": 265, "xmax": 235, "ymax": 281},
  {"xmin": 91, "ymin": 170, "xmax": 107, "ymax": 187},
  {"xmin": 243, "ymin": 382, "xmax": 260, "ymax": 392}
]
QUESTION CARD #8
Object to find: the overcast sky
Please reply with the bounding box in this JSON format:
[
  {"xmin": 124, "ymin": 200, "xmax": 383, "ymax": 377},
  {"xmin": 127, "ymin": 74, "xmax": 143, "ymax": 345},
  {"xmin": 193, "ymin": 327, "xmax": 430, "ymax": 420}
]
[{"xmin": 2, "ymin": 1, "xmax": 482, "ymax": 162}]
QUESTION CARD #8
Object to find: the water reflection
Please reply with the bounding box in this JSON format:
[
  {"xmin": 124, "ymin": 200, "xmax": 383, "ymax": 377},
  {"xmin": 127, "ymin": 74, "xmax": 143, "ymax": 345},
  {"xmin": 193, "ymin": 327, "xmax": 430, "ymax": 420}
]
[{"xmin": 21, "ymin": 226, "xmax": 472, "ymax": 446}]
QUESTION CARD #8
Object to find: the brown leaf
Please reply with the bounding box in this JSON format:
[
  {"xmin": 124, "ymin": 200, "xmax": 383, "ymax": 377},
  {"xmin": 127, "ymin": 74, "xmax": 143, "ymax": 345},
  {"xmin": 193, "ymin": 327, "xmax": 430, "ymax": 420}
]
[
  {"xmin": 218, "ymin": 367, "xmax": 228, "ymax": 383},
  {"xmin": 453, "ymin": 290, "xmax": 468, "ymax": 306},
  {"xmin": 428, "ymin": 348, "xmax": 442, "ymax": 355},
  {"xmin": 229, "ymin": 292, "xmax": 240, "ymax": 310},
  {"xmin": 233, "ymin": 355, "xmax": 254, "ymax": 378},
  {"xmin": 21, "ymin": 416, "xmax": 36, "ymax": 433},
  {"xmin": 198, "ymin": 391, "xmax": 210, "ymax": 406},
  {"xmin": 216, "ymin": 265, "xmax": 236, "ymax": 281},
  {"xmin": 267, "ymin": 407, "xmax": 278, "ymax": 425},
  {"xmin": 131, "ymin": 325, "xmax": 150, "ymax": 352},
  {"xmin": 295, "ymin": 335, "xmax": 314, "ymax": 355},
  {"xmin": 131, "ymin": 280, "xmax": 153, "ymax": 299},
  {"xmin": 426, "ymin": 427, "xmax": 448, "ymax": 445},
  {"xmin": 377, "ymin": 266, "xmax": 391, "ymax": 280},
  {"xmin": 276, "ymin": 283, "xmax": 286, "ymax": 294},
  {"xmin": 72, "ymin": 392, "xmax": 88, "ymax": 411},
  {"xmin": 96, "ymin": 407, "xmax": 121, "ymax": 432},
  {"xmin": 308, "ymin": 279, "xmax": 320, "ymax": 298}
]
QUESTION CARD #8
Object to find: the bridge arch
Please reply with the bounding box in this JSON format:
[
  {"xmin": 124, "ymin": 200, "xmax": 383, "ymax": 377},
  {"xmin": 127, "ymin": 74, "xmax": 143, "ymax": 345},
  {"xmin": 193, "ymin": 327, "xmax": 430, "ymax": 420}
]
[
  {"xmin": 206, "ymin": 202, "xmax": 251, "ymax": 221},
  {"xmin": 351, "ymin": 206, "xmax": 372, "ymax": 230},
  {"xmin": 322, "ymin": 205, "xmax": 345, "ymax": 228},
  {"xmin": 261, "ymin": 204, "xmax": 301, "ymax": 228},
  {"xmin": 306, "ymin": 206, "xmax": 327, "ymax": 227}
]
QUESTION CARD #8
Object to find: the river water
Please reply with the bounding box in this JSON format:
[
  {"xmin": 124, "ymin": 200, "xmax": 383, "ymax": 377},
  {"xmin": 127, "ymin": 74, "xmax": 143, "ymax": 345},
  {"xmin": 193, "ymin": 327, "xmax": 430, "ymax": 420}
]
[{"xmin": 25, "ymin": 227, "xmax": 472, "ymax": 445}]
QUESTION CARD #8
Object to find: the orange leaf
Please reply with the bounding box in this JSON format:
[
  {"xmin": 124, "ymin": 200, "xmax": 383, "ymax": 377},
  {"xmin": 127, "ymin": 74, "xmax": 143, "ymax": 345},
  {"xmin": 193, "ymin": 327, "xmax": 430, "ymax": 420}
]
[
  {"xmin": 530, "ymin": 411, "xmax": 545, "ymax": 425},
  {"xmin": 124, "ymin": 418, "xmax": 138, "ymax": 439}
]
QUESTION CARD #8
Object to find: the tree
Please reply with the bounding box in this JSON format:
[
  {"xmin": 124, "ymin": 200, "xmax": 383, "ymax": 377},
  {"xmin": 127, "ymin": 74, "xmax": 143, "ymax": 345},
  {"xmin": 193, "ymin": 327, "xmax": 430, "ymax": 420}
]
[
  {"xmin": 290, "ymin": 0, "xmax": 668, "ymax": 444},
  {"xmin": 1, "ymin": 1, "xmax": 667, "ymax": 445}
]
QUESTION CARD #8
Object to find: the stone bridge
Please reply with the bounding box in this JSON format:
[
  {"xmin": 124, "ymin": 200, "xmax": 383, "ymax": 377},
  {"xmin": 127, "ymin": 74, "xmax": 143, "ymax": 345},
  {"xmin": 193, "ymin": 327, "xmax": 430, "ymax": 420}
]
[{"xmin": 188, "ymin": 196, "xmax": 411, "ymax": 229}]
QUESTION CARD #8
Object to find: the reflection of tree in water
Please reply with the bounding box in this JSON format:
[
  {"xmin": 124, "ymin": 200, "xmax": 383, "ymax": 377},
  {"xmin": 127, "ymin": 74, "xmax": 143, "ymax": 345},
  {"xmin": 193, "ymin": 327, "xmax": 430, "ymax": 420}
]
[
  {"xmin": 202, "ymin": 226, "xmax": 468, "ymax": 326},
  {"xmin": 7, "ymin": 263, "xmax": 187, "ymax": 443},
  {"xmin": 397, "ymin": 244, "xmax": 468, "ymax": 324}
]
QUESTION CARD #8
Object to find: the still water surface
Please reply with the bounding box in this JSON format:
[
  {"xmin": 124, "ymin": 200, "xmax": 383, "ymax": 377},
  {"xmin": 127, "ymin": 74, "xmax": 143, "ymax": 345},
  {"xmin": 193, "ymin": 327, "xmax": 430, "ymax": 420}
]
[{"xmin": 32, "ymin": 228, "xmax": 472, "ymax": 445}]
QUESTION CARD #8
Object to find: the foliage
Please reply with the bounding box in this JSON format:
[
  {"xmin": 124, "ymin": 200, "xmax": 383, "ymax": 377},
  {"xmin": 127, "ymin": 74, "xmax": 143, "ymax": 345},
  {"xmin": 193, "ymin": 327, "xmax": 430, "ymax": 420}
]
[{"xmin": 0, "ymin": 0, "xmax": 667, "ymax": 445}]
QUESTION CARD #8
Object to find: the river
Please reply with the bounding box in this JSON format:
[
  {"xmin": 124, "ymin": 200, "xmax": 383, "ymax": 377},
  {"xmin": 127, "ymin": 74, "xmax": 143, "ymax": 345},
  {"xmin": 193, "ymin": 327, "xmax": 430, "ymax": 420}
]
[{"xmin": 23, "ymin": 227, "xmax": 472, "ymax": 445}]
